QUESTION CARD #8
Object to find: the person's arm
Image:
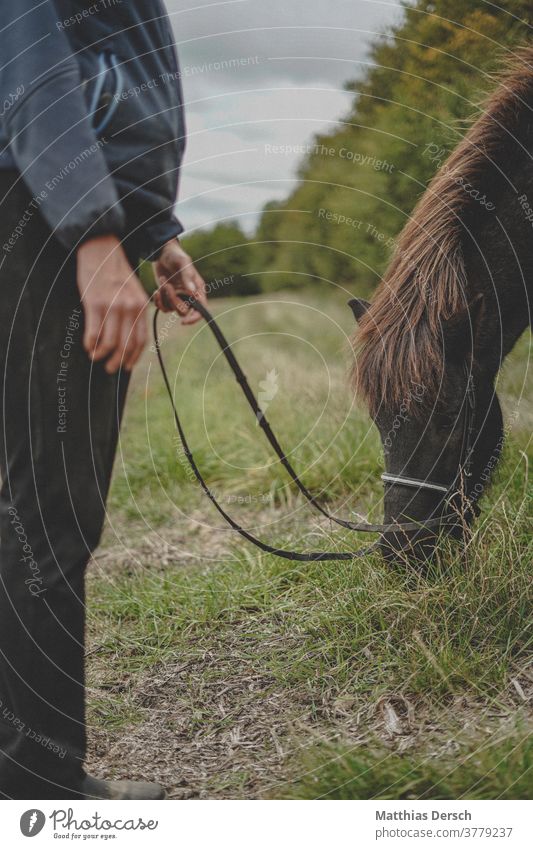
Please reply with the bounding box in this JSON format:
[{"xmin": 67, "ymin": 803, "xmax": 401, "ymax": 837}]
[
  {"xmin": 0, "ymin": 3, "xmax": 149, "ymax": 371},
  {"xmin": 141, "ymin": 3, "xmax": 187, "ymax": 259},
  {"xmin": 143, "ymin": 215, "xmax": 185, "ymax": 261},
  {"xmin": 0, "ymin": 0, "xmax": 124, "ymax": 248}
]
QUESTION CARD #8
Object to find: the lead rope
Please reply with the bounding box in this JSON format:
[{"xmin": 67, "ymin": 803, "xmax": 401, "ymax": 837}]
[{"xmin": 152, "ymin": 297, "xmax": 462, "ymax": 561}]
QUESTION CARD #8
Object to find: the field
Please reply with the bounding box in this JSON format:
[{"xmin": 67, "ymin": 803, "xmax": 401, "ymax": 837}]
[{"xmin": 85, "ymin": 289, "xmax": 532, "ymax": 799}]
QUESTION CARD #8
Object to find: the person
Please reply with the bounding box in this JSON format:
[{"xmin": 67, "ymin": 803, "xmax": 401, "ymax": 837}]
[{"xmin": 0, "ymin": 0, "xmax": 206, "ymax": 800}]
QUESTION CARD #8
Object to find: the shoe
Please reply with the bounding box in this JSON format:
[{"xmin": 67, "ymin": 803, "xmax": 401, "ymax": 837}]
[{"xmin": 81, "ymin": 774, "xmax": 166, "ymax": 800}]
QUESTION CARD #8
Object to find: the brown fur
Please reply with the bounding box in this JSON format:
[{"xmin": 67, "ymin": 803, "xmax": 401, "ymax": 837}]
[{"xmin": 353, "ymin": 47, "xmax": 533, "ymax": 416}]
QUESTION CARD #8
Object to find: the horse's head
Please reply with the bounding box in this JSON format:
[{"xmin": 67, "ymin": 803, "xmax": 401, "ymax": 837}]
[{"xmin": 350, "ymin": 296, "xmax": 503, "ymax": 566}]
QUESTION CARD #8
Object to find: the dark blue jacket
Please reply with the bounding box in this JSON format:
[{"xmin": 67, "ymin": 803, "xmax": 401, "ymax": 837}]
[{"xmin": 0, "ymin": 0, "xmax": 186, "ymax": 257}]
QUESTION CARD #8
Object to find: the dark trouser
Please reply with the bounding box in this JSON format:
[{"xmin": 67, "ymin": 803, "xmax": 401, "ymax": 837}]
[{"xmin": 0, "ymin": 171, "xmax": 131, "ymax": 799}]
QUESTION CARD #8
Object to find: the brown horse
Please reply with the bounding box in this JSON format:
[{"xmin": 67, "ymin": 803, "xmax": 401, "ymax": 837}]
[{"xmin": 350, "ymin": 49, "xmax": 532, "ymax": 563}]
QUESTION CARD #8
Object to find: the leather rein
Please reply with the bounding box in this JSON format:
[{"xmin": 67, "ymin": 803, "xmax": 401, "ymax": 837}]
[{"xmin": 153, "ymin": 296, "xmax": 476, "ymax": 562}]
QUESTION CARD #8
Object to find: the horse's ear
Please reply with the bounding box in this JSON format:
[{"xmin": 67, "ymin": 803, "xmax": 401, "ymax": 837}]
[
  {"xmin": 442, "ymin": 293, "xmax": 484, "ymax": 358},
  {"xmin": 348, "ymin": 298, "xmax": 370, "ymax": 324}
]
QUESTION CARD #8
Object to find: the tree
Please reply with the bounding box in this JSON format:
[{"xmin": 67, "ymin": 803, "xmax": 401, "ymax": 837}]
[
  {"xmin": 182, "ymin": 223, "xmax": 260, "ymax": 297},
  {"xmin": 184, "ymin": 1, "xmax": 533, "ymax": 297}
]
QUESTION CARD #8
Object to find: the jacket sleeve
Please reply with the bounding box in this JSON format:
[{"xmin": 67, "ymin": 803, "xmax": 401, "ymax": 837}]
[
  {"xmin": 0, "ymin": 0, "xmax": 125, "ymax": 251},
  {"xmin": 141, "ymin": 214, "xmax": 185, "ymax": 260},
  {"xmin": 139, "ymin": 6, "xmax": 187, "ymax": 259}
]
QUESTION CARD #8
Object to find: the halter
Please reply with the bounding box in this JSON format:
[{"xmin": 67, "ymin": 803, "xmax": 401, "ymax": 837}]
[
  {"xmin": 381, "ymin": 365, "xmax": 476, "ymax": 499},
  {"xmin": 154, "ymin": 297, "xmax": 477, "ymax": 562},
  {"xmin": 381, "ymin": 475, "xmax": 449, "ymax": 494}
]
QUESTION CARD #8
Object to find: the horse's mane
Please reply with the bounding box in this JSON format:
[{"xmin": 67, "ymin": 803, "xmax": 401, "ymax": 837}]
[{"xmin": 353, "ymin": 47, "xmax": 533, "ymax": 417}]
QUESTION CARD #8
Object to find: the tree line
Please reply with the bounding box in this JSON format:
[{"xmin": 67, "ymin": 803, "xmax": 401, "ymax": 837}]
[{"xmin": 182, "ymin": 0, "xmax": 533, "ymax": 298}]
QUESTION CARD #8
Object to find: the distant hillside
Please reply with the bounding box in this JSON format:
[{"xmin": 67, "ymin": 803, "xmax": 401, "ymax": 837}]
[{"xmin": 183, "ymin": 0, "xmax": 533, "ymax": 296}]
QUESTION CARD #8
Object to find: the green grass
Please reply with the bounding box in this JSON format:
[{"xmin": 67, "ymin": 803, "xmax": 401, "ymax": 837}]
[
  {"xmin": 88, "ymin": 289, "xmax": 532, "ymax": 798},
  {"xmin": 277, "ymin": 729, "xmax": 533, "ymax": 799},
  {"xmin": 109, "ymin": 290, "xmax": 384, "ymax": 524},
  {"xmin": 91, "ymin": 504, "xmax": 532, "ymax": 695}
]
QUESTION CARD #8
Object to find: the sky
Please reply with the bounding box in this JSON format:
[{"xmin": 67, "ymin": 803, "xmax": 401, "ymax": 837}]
[{"xmin": 165, "ymin": 0, "xmax": 403, "ymax": 234}]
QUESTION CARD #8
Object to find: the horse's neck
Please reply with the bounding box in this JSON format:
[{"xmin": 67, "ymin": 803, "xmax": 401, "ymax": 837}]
[{"xmin": 464, "ymin": 200, "xmax": 532, "ymax": 373}]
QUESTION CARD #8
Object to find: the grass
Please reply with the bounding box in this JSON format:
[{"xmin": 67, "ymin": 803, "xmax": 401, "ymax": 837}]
[
  {"xmin": 108, "ymin": 289, "xmax": 383, "ymax": 524},
  {"xmin": 86, "ymin": 289, "xmax": 532, "ymax": 798},
  {"xmin": 277, "ymin": 728, "xmax": 533, "ymax": 800}
]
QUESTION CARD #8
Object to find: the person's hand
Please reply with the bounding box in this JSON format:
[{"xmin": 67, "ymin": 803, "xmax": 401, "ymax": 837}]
[
  {"xmin": 153, "ymin": 238, "xmax": 207, "ymax": 325},
  {"xmin": 76, "ymin": 235, "xmax": 149, "ymax": 373}
]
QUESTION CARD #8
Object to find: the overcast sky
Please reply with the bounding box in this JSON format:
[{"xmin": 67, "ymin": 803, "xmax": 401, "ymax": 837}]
[{"xmin": 165, "ymin": 0, "xmax": 403, "ymax": 234}]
